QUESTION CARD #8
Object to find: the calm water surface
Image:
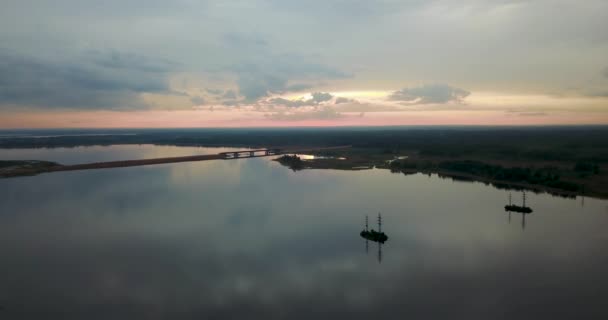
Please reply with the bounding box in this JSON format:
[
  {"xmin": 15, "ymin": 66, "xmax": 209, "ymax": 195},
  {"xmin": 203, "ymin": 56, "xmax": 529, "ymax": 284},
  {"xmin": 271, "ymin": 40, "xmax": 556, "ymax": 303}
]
[{"xmin": 1, "ymin": 145, "xmax": 607, "ymax": 319}]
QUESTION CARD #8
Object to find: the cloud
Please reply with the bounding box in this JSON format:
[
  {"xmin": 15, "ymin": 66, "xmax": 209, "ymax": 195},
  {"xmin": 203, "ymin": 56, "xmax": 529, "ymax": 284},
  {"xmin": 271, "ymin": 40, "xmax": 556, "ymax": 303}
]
[
  {"xmin": 265, "ymin": 93, "xmax": 403, "ymax": 113},
  {"xmin": 388, "ymin": 84, "xmax": 470, "ymax": 104},
  {"xmin": 267, "ymin": 92, "xmax": 334, "ymax": 108},
  {"xmin": 222, "ymin": 90, "xmax": 238, "ymax": 100},
  {"xmin": 310, "ymin": 92, "xmax": 333, "ymax": 103},
  {"xmin": 236, "ymin": 73, "xmax": 287, "ymax": 101},
  {"xmin": 189, "ymin": 88, "xmax": 242, "ymax": 107},
  {"xmin": 232, "ymin": 58, "xmax": 350, "ymax": 100},
  {"xmin": 217, "ymin": 90, "xmax": 241, "ymax": 106},
  {"xmin": 1, "ymin": 0, "xmax": 607, "ymax": 119},
  {"xmin": 190, "ymin": 96, "xmax": 206, "ymax": 106},
  {"xmin": 222, "ymin": 100, "xmax": 240, "ymax": 106},
  {"xmin": 0, "ymin": 49, "xmax": 176, "ymax": 110},
  {"xmin": 223, "ymin": 33, "xmax": 351, "ymax": 101},
  {"xmin": 205, "ymin": 88, "xmax": 224, "ymax": 95},
  {"xmin": 333, "ymin": 102, "xmax": 398, "ymax": 113},
  {"xmin": 268, "ymin": 98, "xmax": 310, "ymax": 108},
  {"xmin": 265, "ymin": 106, "xmax": 342, "ymax": 121},
  {"xmin": 335, "ymin": 97, "xmax": 355, "ymax": 104},
  {"xmin": 88, "ymin": 49, "xmax": 177, "ymax": 73},
  {"xmin": 285, "ymin": 83, "xmax": 314, "ymax": 92}
]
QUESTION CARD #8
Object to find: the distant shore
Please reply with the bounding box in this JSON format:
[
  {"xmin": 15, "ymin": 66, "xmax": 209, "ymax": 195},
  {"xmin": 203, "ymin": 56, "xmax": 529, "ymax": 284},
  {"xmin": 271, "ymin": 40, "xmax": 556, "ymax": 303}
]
[
  {"xmin": 273, "ymin": 153, "xmax": 606, "ymax": 199},
  {"xmin": 2, "ymin": 151, "xmax": 605, "ymax": 199},
  {"xmin": 2, "ymin": 127, "xmax": 606, "ymax": 199}
]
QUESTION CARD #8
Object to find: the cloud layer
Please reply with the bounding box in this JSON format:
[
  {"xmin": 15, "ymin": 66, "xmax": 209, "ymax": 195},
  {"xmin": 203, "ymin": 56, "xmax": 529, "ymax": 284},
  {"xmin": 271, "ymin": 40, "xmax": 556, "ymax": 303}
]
[
  {"xmin": 389, "ymin": 84, "xmax": 470, "ymax": 104},
  {"xmin": 231, "ymin": 55, "xmax": 350, "ymax": 101},
  {"xmin": 267, "ymin": 92, "xmax": 335, "ymax": 108},
  {"xmin": 0, "ymin": 49, "xmax": 176, "ymax": 109},
  {"xmin": 0, "ymin": 0, "xmax": 607, "ymax": 124}
]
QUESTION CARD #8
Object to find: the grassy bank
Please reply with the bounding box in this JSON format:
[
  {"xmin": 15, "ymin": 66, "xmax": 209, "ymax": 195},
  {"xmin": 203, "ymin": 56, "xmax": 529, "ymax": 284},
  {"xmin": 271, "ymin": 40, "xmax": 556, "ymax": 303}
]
[{"xmin": 274, "ymin": 149, "xmax": 606, "ymax": 199}]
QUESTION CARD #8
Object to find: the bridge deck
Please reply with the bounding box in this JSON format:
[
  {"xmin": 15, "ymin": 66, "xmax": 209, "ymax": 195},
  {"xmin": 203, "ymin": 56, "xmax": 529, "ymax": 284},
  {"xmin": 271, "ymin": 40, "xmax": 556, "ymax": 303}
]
[{"xmin": 18, "ymin": 145, "xmax": 352, "ymax": 175}]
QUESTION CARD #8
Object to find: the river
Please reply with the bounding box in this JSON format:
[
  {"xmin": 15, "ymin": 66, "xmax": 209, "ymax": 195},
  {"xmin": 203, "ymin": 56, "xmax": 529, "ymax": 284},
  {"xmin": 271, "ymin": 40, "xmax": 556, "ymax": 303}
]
[{"xmin": 0, "ymin": 145, "xmax": 607, "ymax": 319}]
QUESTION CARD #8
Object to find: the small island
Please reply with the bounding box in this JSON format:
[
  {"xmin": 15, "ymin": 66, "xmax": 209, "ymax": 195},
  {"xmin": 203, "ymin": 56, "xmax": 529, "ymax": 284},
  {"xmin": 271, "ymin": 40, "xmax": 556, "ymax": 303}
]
[
  {"xmin": 0, "ymin": 160, "xmax": 60, "ymax": 178},
  {"xmin": 274, "ymin": 155, "xmax": 305, "ymax": 171}
]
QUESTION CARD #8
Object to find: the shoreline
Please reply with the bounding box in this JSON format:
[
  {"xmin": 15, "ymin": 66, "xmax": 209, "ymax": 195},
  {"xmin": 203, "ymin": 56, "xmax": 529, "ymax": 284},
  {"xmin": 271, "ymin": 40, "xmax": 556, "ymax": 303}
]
[
  {"xmin": 399, "ymin": 168, "xmax": 595, "ymax": 199},
  {"xmin": 2, "ymin": 143, "xmax": 605, "ymax": 200},
  {"xmin": 273, "ymin": 155, "xmax": 605, "ymax": 200},
  {"xmin": 301, "ymin": 164, "xmax": 602, "ymax": 199}
]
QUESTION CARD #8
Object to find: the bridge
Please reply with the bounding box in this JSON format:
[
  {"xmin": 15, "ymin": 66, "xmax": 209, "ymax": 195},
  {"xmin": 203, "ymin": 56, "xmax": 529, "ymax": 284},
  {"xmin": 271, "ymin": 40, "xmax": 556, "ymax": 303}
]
[
  {"xmin": 218, "ymin": 145, "xmax": 352, "ymax": 160},
  {"xmin": 11, "ymin": 145, "xmax": 352, "ymax": 176},
  {"xmin": 219, "ymin": 148, "xmax": 282, "ymax": 159}
]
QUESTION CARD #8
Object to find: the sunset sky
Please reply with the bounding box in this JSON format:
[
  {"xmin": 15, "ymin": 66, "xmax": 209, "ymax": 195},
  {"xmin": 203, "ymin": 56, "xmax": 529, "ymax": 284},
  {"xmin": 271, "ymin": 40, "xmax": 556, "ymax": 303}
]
[{"xmin": 1, "ymin": 0, "xmax": 607, "ymax": 128}]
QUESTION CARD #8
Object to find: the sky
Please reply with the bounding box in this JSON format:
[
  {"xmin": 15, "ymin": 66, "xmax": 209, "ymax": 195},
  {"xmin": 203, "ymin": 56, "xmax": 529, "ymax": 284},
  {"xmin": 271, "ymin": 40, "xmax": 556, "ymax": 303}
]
[{"xmin": 1, "ymin": 0, "xmax": 607, "ymax": 128}]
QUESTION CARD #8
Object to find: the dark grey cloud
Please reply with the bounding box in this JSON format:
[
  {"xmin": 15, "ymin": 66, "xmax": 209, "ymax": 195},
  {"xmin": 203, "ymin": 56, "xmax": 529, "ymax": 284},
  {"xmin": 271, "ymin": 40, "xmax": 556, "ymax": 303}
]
[
  {"xmin": 335, "ymin": 97, "xmax": 355, "ymax": 104},
  {"xmin": 215, "ymin": 89, "xmax": 240, "ymax": 106},
  {"xmin": 205, "ymin": 88, "xmax": 224, "ymax": 95},
  {"xmin": 88, "ymin": 50, "xmax": 177, "ymax": 73},
  {"xmin": 285, "ymin": 83, "xmax": 314, "ymax": 92},
  {"xmin": 389, "ymin": 84, "xmax": 470, "ymax": 104},
  {"xmin": 332, "ymin": 97, "xmax": 381, "ymax": 113},
  {"xmin": 222, "ymin": 100, "xmax": 240, "ymax": 107},
  {"xmin": 310, "ymin": 92, "xmax": 333, "ymax": 103},
  {"xmin": 232, "ymin": 58, "xmax": 349, "ymax": 101},
  {"xmin": 222, "ymin": 33, "xmax": 351, "ymax": 101},
  {"xmin": 190, "ymin": 96, "xmax": 205, "ymax": 105},
  {"xmin": 199, "ymin": 87, "xmax": 243, "ymax": 106},
  {"xmin": 0, "ymin": 49, "xmax": 176, "ymax": 110},
  {"xmin": 603, "ymin": 66, "xmax": 608, "ymax": 78},
  {"xmin": 236, "ymin": 73, "xmax": 287, "ymax": 101}
]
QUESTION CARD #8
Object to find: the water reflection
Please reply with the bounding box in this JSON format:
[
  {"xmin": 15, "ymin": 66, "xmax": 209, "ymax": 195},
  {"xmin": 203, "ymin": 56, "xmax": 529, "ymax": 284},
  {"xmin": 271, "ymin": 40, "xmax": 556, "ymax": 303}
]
[
  {"xmin": 0, "ymin": 146, "xmax": 607, "ymax": 319},
  {"xmin": 293, "ymin": 154, "xmax": 346, "ymax": 160}
]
